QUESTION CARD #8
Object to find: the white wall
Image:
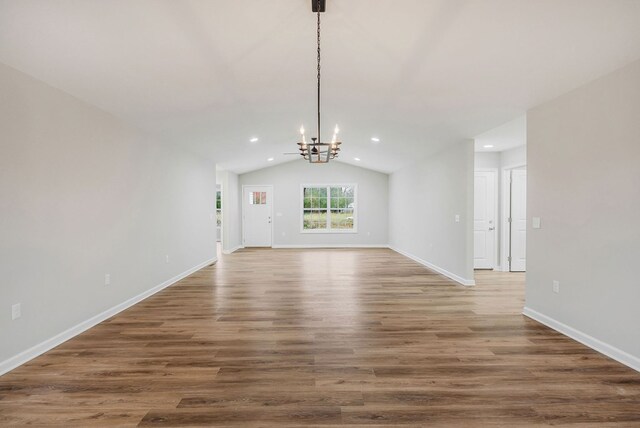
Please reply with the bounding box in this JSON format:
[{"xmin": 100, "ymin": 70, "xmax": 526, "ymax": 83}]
[
  {"xmin": 500, "ymin": 145, "xmax": 526, "ymax": 169},
  {"xmin": 474, "ymin": 152, "xmax": 500, "ymax": 169},
  {"xmin": 0, "ymin": 63, "xmax": 217, "ymax": 371},
  {"xmin": 526, "ymin": 59, "xmax": 640, "ymax": 370},
  {"xmin": 219, "ymin": 170, "xmax": 242, "ymax": 253},
  {"xmin": 389, "ymin": 140, "xmax": 475, "ymax": 285},
  {"xmin": 238, "ymin": 161, "xmax": 388, "ymax": 247}
]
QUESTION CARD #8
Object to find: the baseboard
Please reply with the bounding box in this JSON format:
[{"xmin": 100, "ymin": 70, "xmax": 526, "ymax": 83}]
[
  {"xmin": 271, "ymin": 244, "xmax": 390, "ymax": 249},
  {"xmin": 389, "ymin": 246, "xmax": 475, "ymax": 286},
  {"xmin": 222, "ymin": 245, "xmax": 244, "ymax": 254},
  {"xmin": 523, "ymin": 307, "xmax": 640, "ymax": 373},
  {"xmin": 0, "ymin": 257, "xmax": 217, "ymax": 377}
]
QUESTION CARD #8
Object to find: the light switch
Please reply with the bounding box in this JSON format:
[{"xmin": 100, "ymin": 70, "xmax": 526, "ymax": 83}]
[
  {"xmin": 532, "ymin": 217, "xmax": 541, "ymax": 229},
  {"xmin": 12, "ymin": 303, "xmax": 21, "ymax": 320}
]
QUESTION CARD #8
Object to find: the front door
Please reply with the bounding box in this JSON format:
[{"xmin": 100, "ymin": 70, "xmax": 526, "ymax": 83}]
[{"xmin": 243, "ymin": 186, "xmax": 272, "ymax": 247}]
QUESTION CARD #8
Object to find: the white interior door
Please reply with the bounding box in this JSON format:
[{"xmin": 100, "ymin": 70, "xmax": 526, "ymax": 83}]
[
  {"xmin": 474, "ymin": 171, "xmax": 497, "ymax": 269},
  {"xmin": 510, "ymin": 170, "xmax": 527, "ymax": 271},
  {"xmin": 243, "ymin": 186, "xmax": 272, "ymax": 247}
]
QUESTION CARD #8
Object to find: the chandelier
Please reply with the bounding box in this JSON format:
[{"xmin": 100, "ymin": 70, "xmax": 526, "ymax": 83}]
[{"xmin": 297, "ymin": 0, "xmax": 341, "ymax": 163}]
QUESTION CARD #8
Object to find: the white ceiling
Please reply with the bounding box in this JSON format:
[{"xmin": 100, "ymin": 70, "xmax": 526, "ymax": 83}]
[
  {"xmin": 1, "ymin": 1, "xmax": 640, "ymax": 174},
  {"xmin": 474, "ymin": 115, "xmax": 526, "ymax": 153}
]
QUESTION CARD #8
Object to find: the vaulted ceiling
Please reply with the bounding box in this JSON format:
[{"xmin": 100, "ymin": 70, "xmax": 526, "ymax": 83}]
[{"xmin": 1, "ymin": 0, "xmax": 640, "ymax": 173}]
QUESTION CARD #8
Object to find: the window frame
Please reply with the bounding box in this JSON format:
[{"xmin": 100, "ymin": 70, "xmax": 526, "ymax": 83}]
[{"xmin": 300, "ymin": 183, "xmax": 358, "ymax": 234}]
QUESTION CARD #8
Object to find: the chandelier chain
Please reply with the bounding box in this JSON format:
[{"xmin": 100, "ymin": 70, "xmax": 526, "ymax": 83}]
[{"xmin": 316, "ymin": 0, "xmax": 321, "ymax": 144}]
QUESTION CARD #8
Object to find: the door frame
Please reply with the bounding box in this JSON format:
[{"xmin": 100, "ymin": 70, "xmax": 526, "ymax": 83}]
[
  {"xmin": 474, "ymin": 168, "xmax": 499, "ymax": 270},
  {"xmin": 241, "ymin": 184, "xmax": 274, "ymax": 248},
  {"xmin": 500, "ymin": 163, "xmax": 526, "ymax": 272}
]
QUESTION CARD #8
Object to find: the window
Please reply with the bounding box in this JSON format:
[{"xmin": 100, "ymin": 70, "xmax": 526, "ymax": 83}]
[
  {"xmin": 249, "ymin": 191, "xmax": 267, "ymax": 205},
  {"xmin": 216, "ymin": 191, "xmax": 222, "ymax": 227},
  {"xmin": 302, "ymin": 185, "xmax": 356, "ymax": 233}
]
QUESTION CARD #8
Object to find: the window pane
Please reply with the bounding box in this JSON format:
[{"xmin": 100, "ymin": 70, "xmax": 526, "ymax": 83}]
[
  {"xmin": 250, "ymin": 191, "xmax": 268, "ymax": 205},
  {"xmin": 314, "ymin": 210, "xmax": 327, "ymax": 229},
  {"xmin": 343, "ymin": 186, "xmax": 354, "ymax": 199},
  {"xmin": 303, "ymin": 209, "xmax": 327, "ymax": 229},
  {"xmin": 331, "ymin": 209, "xmax": 354, "ymax": 229},
  {"xmin": 303, "ymin": 210, "xmax": 313, "ymax": 229},
  {"xmin": 312, "ymin": 197, "xmax": 327, "ymax": 209}
]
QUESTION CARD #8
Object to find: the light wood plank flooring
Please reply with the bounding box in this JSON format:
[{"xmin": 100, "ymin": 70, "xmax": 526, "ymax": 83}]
[{"xmin": 1, "ymin": 248, "xmax": 639, "ymax": 426}]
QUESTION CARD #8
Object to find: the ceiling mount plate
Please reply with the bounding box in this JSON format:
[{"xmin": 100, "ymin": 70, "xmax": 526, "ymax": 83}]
[{"xmin": 312, "ymin": 0, "xmax": 326, "ymax": 12}]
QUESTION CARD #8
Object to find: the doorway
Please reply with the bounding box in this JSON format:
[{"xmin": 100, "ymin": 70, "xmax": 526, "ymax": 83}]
[
  {"xmin": 474, "ymin": 170, "xmax": 498, "ymax": 269},
  {"xmin": 242, "ymin": 185, "xmax": 273, "ymax": 247},
  {"xmin": 216, "ymin": 185, "xmax": 222, "ymax": 243}
]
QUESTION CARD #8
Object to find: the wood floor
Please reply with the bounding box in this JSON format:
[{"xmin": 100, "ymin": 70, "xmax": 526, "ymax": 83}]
[{"xmin": 1, "ymin": 248, "xmax": 639, "ymax": 427}]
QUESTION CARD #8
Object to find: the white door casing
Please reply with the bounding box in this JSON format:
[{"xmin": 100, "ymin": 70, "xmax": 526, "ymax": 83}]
[
  {"xmin": 242, "ymin": 185, "xmax": 273, "ymax": 247},
  {"xmin": 510, "ymin": 170, "xmax": 527, "ymax": 271},
  {"xmin": 474, "ymin": 170, "xmax": 497, "ymax": 269}
]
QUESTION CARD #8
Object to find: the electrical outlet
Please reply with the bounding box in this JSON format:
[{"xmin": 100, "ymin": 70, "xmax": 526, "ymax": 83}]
[
  {"xmin": 12, "ymin": 303, "xmax": 21, "ymax": 320},
  {"xmin": 533, "ymin": 217, "xmax": 542, "ymax": 229},
  {"xmin": 553, "ymin": 280, "xmax": 560, "ymax": 294},
  {"xmin": 165, "ymin": 255, "xmax": 170, "ymax": 264},
  {"xmin": 455, "ymin": 214, "xmax": 460, "ymax": 223},
  {"xmin": 105, "ymin": 274, "xmax": 111, "ymax": 286}
]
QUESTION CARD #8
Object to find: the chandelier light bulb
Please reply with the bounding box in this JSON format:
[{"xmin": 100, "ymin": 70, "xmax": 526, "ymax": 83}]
[
  {"xmin": 334, "ymin": 125, "xmax": 340, "ymax": 134},
  {"xmin": 300, "ymin": 125, "xmax": 305, "ymax": 135}
]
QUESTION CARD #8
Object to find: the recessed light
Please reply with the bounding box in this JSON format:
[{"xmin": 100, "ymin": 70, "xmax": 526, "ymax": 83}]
[
  {"xmin": 371, "ymin": 137, "xmax": 380, "ymax": 143},
  {"xmin": 483, "ymin": 144, "xmax": 494, "ymax": 149},
  {"xmin": 354, "ymin": 157, "xmax": 361, "ymax": 161},
  {"xmin": 267, "ymin": 157, "xmax": 274, "ymax": 162},
  {"xmin": 250, "ymin": 137, "xmax": 259, "ymax": 143}
]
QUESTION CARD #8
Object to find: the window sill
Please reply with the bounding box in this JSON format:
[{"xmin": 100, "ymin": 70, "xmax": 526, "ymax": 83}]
[{"xmin": 300, "ymin": 229, "xmax": 358, "ymax": 234}]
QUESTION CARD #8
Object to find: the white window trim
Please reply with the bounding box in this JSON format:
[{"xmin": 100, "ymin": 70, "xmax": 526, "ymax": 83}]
[{"xmin": 300, "ymin": 183, "xmax": 358, "ymax": 234}]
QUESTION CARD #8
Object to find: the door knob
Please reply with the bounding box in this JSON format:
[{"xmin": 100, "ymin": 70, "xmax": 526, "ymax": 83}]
[{"xmin": 489, "ymin": 227, "xmax": 495, "ymax": 231}]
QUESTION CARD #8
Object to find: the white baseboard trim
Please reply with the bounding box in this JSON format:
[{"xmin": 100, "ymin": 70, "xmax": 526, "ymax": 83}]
[
  {"xmin": 222, "ymin": 245, "xmax": 244, "ymax": 254},
  {"xmin": 271, "ymin": 244, "xmax": 390, "ymax": 249},
  {"xmin": 523, "ymin": 307, "xmax": 640, "ymax": 373},
  {"xmin": 0, "ymin": 257, "xmax": 217, "ymax": 377},
  {"xmin": 389, "ymin": 246, "xmax": 475, "ymax": 286}
]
